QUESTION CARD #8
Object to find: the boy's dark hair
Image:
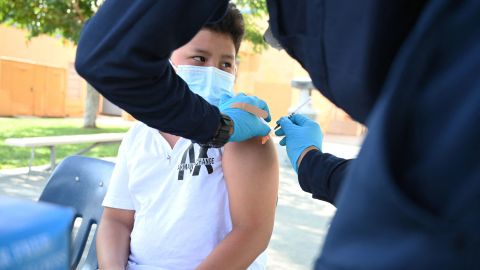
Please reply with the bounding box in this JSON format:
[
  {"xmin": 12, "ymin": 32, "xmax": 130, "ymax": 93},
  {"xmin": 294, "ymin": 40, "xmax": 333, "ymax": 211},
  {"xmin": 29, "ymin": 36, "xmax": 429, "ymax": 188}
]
[{"xmin": 204, "ymin": 3, "xmax": 245, "ymax": 54}]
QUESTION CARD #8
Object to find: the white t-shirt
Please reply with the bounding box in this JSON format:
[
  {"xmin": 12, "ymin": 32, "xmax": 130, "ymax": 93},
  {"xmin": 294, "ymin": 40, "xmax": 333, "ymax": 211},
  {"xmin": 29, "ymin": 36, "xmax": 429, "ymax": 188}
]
[{"xmin": 103, "ymin": 122, "xmax": 266, "ymax": 270}]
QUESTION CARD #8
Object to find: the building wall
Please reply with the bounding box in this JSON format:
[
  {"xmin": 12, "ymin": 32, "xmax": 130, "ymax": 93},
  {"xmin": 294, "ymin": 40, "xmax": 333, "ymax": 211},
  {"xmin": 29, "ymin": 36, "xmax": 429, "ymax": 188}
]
[
  {"xmin": 0, "ymin": 25, "xmax": 85, "ymax": 117},
  {"xmin": 0, "ymin": 25, "xmax": 76, "ymax": 69}
]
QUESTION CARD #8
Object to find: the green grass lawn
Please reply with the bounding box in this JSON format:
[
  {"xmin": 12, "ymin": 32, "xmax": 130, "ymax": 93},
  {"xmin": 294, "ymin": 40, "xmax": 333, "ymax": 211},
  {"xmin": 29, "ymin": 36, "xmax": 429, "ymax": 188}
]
[{"xmin": 0, "ymin": 117, "xmax": 132, "ymax": 169}]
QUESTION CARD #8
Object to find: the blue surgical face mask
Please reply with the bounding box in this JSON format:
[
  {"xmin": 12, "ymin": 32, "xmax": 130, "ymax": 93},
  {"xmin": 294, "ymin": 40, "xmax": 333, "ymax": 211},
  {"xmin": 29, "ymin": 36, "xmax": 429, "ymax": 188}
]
[{"xmin": 173, "ymin": 64, "xmax": 235, "ymax": 107}]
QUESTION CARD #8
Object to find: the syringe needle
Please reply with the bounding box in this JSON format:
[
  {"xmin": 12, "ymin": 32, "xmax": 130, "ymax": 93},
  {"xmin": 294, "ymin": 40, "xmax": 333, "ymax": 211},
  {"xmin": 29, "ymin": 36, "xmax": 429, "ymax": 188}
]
[
  {"xmin": 291, "ymin": 97, "xmax": 311, "ymax": 114},
  {"xmin": 274, "ymin": 97, "xmax": 311, "ymax": 130}
]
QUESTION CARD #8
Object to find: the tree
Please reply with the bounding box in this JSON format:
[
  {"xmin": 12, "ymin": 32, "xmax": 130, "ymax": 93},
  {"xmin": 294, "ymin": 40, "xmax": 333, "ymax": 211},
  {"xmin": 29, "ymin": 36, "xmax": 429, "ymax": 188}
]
[
  {"xmin": 0, "ymin": 0, "xmax": 267, "ymax": 127},
  {"xmin": 233, "ymin": 0, "xmax": 268, "ymax": 52}
]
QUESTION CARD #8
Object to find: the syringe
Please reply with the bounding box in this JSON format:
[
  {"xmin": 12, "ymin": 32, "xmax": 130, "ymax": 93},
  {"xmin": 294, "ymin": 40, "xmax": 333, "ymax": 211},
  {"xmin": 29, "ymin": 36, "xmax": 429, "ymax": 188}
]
[{"xmin": 274, "ymin": 97, "xmax": 312, "ymax": 130}]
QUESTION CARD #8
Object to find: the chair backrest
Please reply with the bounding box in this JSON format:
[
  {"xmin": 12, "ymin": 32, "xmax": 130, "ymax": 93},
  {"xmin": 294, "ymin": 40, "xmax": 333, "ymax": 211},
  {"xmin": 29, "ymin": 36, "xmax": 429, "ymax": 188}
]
[{"xmin": 39, "ymin": 155, "xmax": 114, "ymax": 270}]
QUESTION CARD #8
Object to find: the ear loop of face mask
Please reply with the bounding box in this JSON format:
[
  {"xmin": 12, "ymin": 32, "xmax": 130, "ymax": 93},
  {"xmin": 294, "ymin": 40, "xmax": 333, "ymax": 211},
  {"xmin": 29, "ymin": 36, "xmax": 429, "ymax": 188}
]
[{"xmin": 169, "ymin": 59, "xmax": 177, "ymax": 72}]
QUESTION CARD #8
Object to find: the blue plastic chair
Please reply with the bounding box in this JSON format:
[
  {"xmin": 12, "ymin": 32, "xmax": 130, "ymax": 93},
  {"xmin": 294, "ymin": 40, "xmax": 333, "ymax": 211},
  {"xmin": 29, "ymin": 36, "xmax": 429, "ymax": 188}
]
[{"xmin": 39, "ymin": 155, "xmax": 114, "ymax": 270}]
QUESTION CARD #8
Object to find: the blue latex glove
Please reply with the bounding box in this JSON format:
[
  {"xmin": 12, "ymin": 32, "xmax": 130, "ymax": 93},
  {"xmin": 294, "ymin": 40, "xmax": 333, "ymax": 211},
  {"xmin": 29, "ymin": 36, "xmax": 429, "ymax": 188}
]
[
  {"xmin": 275, "ymin": 114, "xmax": 323, "ymax": 172},
  {"xmin": 219, "ymin": 93, "xmax": 271, "ymax": 142}
]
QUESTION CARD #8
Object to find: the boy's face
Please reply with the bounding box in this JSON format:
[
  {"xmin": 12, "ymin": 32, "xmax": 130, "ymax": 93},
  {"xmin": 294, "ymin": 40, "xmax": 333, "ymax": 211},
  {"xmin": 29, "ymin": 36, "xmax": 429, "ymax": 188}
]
[{"xmin": 171, "ymin": 29, "xmax": 236, "ymax": 75}]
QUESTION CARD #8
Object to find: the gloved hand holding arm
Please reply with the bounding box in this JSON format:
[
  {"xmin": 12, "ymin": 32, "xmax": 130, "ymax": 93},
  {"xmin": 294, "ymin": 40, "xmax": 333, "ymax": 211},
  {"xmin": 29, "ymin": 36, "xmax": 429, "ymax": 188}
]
[
  {"xmin": 275, "ymin": 114, "xmax": 351, "ymax": 204},
  {"xmin": 220, "ymin": 93, "xmax": 272, "ymax": 142}
]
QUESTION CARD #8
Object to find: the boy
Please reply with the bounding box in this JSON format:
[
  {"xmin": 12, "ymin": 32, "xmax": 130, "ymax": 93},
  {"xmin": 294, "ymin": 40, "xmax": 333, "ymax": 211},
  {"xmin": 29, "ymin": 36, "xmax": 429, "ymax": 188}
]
[{"xmin": 96, "ymin": 4, "xmax": 279, "ymax": 270}]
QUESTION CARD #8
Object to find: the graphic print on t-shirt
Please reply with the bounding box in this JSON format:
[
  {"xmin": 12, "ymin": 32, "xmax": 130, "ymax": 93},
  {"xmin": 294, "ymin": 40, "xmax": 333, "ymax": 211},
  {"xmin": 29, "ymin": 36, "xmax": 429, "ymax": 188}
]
[{"xmin": 177, "ymin": 143, "xmax": 214, "ymax": 180}]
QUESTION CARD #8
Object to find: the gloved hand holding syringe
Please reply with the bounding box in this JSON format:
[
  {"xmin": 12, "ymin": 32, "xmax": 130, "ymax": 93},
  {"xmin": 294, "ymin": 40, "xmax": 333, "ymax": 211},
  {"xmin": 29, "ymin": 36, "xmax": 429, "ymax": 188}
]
[{"xmin": 274, "ymin": 96, "xmax": 323, "ymax": 172}]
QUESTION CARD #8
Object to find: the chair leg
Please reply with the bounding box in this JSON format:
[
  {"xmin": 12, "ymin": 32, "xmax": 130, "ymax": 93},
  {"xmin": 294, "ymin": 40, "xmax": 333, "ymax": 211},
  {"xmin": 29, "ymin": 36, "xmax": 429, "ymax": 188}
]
[
  {"xmin": 28, "ymin": 147, "xmax": 35, "ymax": 174},
  {"xmin": 49, "ymin": 146, "xmax": 56, "ymax": 171}
]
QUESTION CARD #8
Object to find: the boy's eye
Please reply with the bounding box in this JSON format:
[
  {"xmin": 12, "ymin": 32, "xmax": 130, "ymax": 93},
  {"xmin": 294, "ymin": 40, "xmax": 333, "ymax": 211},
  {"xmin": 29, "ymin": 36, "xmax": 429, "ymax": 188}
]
[
  {"xmin": 222, "ymin": 62, "xmax": 232, "ymax": 69},
  {"xmin": 192, "ymin": 56, "xmax": 206, "ymax": 62}
]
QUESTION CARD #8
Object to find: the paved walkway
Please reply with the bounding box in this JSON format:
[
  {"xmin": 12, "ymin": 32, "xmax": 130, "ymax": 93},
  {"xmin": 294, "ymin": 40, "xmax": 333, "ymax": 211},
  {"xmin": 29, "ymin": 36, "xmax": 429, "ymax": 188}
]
[{"xmin": 0, "ymin": 135, "xmax": 362, "ymax": 269}]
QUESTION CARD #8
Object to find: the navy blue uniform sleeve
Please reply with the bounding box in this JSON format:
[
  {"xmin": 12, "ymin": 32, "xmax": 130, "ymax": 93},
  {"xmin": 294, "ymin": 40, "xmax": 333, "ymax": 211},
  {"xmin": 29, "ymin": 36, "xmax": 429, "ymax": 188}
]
[
  {"xmin": 297, "ymin": 149, "xmax": 351, "ymax": 205},
  {"xmin": 75, "ymin": 0, "xmax": 229, "ymax": 143}
]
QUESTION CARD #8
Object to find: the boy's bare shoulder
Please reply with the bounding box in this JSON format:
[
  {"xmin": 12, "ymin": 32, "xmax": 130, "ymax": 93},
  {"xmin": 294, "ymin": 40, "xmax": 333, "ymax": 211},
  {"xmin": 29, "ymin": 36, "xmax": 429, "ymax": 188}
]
[{"xmin": 224, "ymin": 137, "xmax": 277, "ymax": 166}]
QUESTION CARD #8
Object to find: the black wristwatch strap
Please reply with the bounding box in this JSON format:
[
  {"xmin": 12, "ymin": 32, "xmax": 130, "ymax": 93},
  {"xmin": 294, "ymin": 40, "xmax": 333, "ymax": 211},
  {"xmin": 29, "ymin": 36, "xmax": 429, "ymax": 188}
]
[{"xmin": 197, "ymin": 114, "xmax": 233, "ymax": 148}]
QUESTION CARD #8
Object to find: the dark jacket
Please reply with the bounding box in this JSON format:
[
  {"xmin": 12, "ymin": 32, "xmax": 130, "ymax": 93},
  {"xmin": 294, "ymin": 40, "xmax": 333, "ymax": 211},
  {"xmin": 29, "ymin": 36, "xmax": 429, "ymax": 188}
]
[
  {"xmin": 268, "ymin": 0, "xmax": 480, "ymax": 269},
  {"xmin": 269, "ymin": 0, "xmax": 428, "ymax": 204}
]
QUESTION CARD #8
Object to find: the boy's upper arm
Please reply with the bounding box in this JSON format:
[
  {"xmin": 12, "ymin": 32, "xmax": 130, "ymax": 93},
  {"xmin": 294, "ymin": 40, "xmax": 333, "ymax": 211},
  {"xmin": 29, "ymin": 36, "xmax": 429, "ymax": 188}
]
[
  {"xmin": 102, "ymin": 207, "xmax": 135, "ymax": 229},
  {"xmin": 222, "ymin": 137, "xmax": 279, "ymax": 228}
]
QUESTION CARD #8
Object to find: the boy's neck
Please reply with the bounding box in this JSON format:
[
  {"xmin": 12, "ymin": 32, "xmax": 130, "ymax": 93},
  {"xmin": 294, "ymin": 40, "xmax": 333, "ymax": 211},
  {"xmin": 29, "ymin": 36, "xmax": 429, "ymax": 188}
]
[{"xmin": 159, "ymin": 131, "xmax": 180, "ymax": 149}]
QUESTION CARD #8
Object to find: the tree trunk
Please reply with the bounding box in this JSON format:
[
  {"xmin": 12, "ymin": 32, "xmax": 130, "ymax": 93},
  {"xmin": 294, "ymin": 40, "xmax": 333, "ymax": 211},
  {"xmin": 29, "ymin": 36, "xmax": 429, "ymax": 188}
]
[{"xmin": 83, "ymin": 83, "xmax": 100, "ymax": 128}]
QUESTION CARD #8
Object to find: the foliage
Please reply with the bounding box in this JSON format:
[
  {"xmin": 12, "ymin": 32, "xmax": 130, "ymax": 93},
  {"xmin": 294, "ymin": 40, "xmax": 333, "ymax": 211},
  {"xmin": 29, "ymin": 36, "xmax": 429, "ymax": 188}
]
[
  {"xmin": 0, "ymin": 117, "xmax": 130, "ymax": 169},
  {"xmin": 0, "ymin": 0, "xmax": 268, "ymax": 49},
  {"xmin": 0, "ymin": 0, "xmax": 101, "ymax": 44},
  {"xmin": 233, "ymin": 0, "xmax": 268, "ymax": 52}
]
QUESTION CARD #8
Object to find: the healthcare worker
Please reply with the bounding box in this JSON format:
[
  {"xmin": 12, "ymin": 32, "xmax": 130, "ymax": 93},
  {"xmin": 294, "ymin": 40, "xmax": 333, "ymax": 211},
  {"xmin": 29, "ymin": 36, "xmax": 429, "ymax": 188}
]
[{"xmin": 76, "ymin": 1, "xmax": 480, "ymax": 269}]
